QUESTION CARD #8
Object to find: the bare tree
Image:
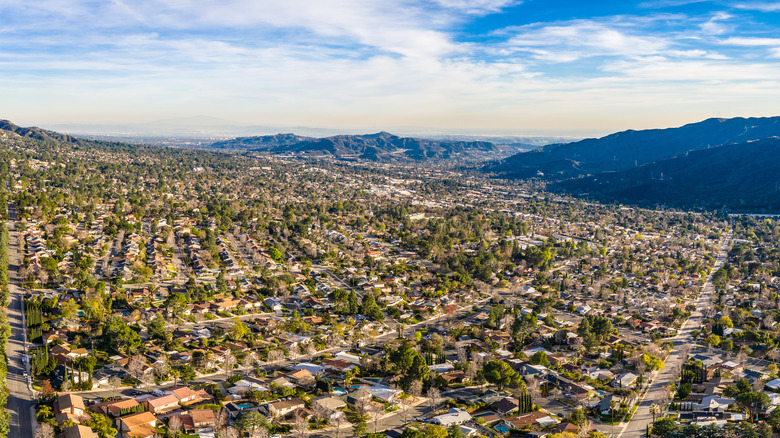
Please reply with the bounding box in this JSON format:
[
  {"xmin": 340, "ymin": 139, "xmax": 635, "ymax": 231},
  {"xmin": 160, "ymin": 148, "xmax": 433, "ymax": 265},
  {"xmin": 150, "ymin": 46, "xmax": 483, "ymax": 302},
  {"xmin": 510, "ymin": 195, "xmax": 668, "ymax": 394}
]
[
  {"xmin": 127, "ymin": 355, "xmax": 148, "ymax": 385},
  {"xmin": 223, "ymin": 351, "xmax": 237, "ymax": 379},
  {"xmin": 456, "ymin": 347, "xmax": 467, "ymax": 366},
  {"xmin": 400, "ymin": 396, "xmax": 412, "ymax": 424},
  {"xmin": 334, "ymin": 412, "xmax": 345, "ymax": 438},
  {"xmin": 242, "ymin": 352, "xmax": 259, "ymax": 376},
  {"xmin": 370, "ymin": 406, "xmax": 383, "ymax": 434},
  {"xmin": 142, "ymin": 372, "xmax": 156, "ymax": 388},
  {"xmin": 293, "ymin": 413, "xmax": 308, "ymax": 438},
  {"xmin": 408, "ymin": 380, "xmax": 423, "ymax": 400},
  {"xmin": 107, "ymin": 375, "xmax": 122, "ymax": 398},
  {"xmin": 267, "ymin": 349, "xmax": 284, "ymax": 363},
  {"xmin": 680, "ymin": 344, "xmax": 692, "ymax": 363},
  {"xmin": 526, "ymin": 376, "xmax": 540, "ymax": 398},
  {"xmin": 34, "ymin": 423, "xmax": 55, "ymax": 438},
  {"xmin": 168, "ymin": 415, "xmax": 183, "ymax": 437},
  {"xmin": 737, "ymin": 349, "xmax": 748, "ymax": 365},
  {"xmin": 465, "ymin": 360, "xmax": 477, "ymax": 383},
  {"xmin": 354, "ymin": 386, "xmax": 371, "ymax": 418},
  {"xmin": 763, "ymin": 314, "xmax": 775, "ymax": 330},
  {"xmin": 221, "ymin": 427, "xmax": 239, "ymax": 438},
  {"xmin": 154, "ymin": 357, "xmax": 170, "ymax": 381},
  {"xmin": 312, "ymin": 402, "xmax": 327, "ymax": 429},
  {"xmin": 427, "ymin": 387, "xmax": 441, "ymax": 412}
]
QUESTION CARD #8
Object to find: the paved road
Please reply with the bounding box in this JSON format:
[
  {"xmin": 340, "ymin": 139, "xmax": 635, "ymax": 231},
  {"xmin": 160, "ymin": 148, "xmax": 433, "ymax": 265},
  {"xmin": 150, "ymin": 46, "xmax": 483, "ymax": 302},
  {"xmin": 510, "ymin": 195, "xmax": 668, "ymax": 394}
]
[
  {"xmin": 5, "ymin": 203, "xmax": 36, "ymax": 437},
  {"xmin": 618, "ymin": 235, "xmax": 731, "ymax": 438}
]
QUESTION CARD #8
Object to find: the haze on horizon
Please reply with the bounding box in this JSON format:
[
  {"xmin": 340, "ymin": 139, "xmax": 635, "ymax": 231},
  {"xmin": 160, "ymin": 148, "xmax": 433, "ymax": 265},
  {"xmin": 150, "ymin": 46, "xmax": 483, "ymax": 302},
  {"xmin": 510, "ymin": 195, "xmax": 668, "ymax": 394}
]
[{"xmin": 2, "ymin": 0, "xmax": 780, "ymax": 136}]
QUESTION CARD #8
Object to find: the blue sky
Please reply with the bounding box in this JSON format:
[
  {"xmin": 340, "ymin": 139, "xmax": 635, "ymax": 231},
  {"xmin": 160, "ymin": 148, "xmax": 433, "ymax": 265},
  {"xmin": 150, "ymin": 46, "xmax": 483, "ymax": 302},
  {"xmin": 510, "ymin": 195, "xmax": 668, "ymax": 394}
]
[{"xmin": 1, "ymin": 0, "xmax": 780, "ymax": 135}]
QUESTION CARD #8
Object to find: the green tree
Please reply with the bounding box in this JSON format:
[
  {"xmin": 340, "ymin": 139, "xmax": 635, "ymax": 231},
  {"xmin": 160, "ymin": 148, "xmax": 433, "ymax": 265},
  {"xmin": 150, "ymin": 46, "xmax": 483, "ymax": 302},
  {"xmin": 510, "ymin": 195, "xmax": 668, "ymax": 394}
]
[
  {"xmin": 146, "ymin": 314, "xmax": 169, "ymax": 343},
  {"xmin": 530, "ymin": 351, "xmax": 550, "ymax": 367},
  {"xmin": 352, "ymin": 415, "xmax": 367, "ymax": 437},
  {"xmin": 718, "ymin": 316, "xmax": 734, "ymax": 328},
  {"xmin": 706, "ymin": 334, "xmax": 721, "ymax": 347},
  {"xmin": 735, "ymin": 391, "xmax": 770, "ymax": 421},
  {"xmin": 360, "ymin": 294, "xmax": 384, "ymax": 321},
  {"xmin": 651, "ymin": 417, "xmax": 679, "ymax": 437},
  {"xmin": 570, "ymin": 408, "xmax": 586, "ymax": 426},
  {"xmin": 483, "ymin": 360, "xmax": 520, "ymax": 390},
  {"xmin": 176, "ymin": 365, "xmax": 196, "ymax": 385},
  {"xmin": 422, "ymin": 425, "xmax": 448, "ymax": 438},
  {"xmin": 677, "ymin": 382, "xmax": 692, "ymax": 399},
  {"xmin": 268, "ymin": 247, "xmax": 284, "ymax": 263},
  {"xmin": 85, "ymin": 413, "xmax": 117, "ymax": 438},
  {"xmin": 235, "ymin": 411, "xmax": 270, "ymax": 435},
  {"xmin": 102, "ymin": 316, "xmax": 142, "ymax": 355},
  {"xmin": 230, "ymin": 317, "xmax": 251, "ymax": 340},
  {"xmin": 389, "ymin": 341, "xmax": 416, "ymax": 373},
  {"xmin": 348, "ymin": 290, "xmax": 360, "ymax": 315},
  {"xmin": 447, "ymin": 424, "xmax": 465, "ymax": 438}
]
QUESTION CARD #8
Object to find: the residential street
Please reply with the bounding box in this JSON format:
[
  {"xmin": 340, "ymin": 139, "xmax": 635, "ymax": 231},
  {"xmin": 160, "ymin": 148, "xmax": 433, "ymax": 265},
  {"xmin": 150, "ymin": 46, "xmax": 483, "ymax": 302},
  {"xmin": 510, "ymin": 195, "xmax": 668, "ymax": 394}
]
[
  {"xmin": 5, "ymin": 203, "xmax": 36, "ymax": 438},
  {"xmin": 618, "ymin": 234, "xmax": 731, "ymax": 438}
]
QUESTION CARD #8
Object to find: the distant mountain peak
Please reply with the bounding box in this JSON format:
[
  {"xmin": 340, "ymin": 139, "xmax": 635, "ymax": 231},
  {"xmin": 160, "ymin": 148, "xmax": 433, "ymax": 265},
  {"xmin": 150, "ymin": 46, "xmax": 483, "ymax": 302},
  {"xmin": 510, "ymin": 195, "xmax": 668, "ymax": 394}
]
[
  {"xmin": 209, "ymin": 130, "xmax": 527, "ymax": 162},
  {"xmin": 489, "ymin": 116, "xmax": 780, "ymax": 179}
]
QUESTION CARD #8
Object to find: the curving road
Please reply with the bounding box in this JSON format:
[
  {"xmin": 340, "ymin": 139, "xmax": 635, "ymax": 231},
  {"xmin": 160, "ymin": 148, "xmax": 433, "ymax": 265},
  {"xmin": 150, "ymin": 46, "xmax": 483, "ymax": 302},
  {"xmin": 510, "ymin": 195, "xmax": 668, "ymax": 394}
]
[{"xmin": 618, "ymin": 234, "xmax": 731, "ymax": 438}]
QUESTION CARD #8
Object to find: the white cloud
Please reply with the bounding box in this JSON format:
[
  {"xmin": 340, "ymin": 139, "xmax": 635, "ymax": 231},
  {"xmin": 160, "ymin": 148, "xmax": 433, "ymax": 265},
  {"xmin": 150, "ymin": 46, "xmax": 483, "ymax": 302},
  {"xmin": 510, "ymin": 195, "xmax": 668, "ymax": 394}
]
[
  {"xmin": 2, "ymin": 0, "xmax": 780, "ymax": 132},
  {"xmin": 722, "ymin": 37, "xmax": 780, "ymax": 46},
  {"xmin": 733, "ymin": 2, "xmax": 780, "ymax": 12},
  {"xmin": 603, "ymin": 56, "xmax": 780, "ymax": 82},
  {"xmin": 505, "ymin": 20, "xmax": 669, "ymax": 58},
  {"xmin": 639, "ymin": 0, "xmax": 712, "ymax": 8},
  {"xmin": 431, "ymin": 0, "xmax": 519, "ymax": 14},
  {"xmin": 700, "ymin": 12, "xmax": 732, "ymax": 35}
]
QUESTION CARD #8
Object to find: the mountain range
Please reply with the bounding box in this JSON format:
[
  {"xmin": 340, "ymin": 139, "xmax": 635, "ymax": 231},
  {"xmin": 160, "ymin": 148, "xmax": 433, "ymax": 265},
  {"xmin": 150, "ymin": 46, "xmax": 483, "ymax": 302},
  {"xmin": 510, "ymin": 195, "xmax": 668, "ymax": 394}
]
[
  {"xmin": 210, "ymin": 131, "xmax": 531, "ymax": 161},
  {"xmin": 485, "ymin": 116, "xmax": 780, "ymax": 212},
  {"xmin": 0, "ymin": 119, "xmax": 83, "ymax": 145},
  {"xmin": 488, "ymin": 116, "xmax": 780, "ymax": 179},
  {"xmin": 5, "ymin": 116, "xmax": 780, "ymax": 211},
  {"xmin": 553, "ymin": 137, "xmax": 780, "ymax": 211}
]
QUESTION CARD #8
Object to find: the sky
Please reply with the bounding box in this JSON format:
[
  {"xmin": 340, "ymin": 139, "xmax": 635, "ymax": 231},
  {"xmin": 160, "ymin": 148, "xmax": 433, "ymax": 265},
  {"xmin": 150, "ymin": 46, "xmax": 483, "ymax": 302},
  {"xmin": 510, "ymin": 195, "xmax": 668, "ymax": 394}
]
[{"xmin": 1, "ymin": 0, "xmax": 780, "ymax": 136}]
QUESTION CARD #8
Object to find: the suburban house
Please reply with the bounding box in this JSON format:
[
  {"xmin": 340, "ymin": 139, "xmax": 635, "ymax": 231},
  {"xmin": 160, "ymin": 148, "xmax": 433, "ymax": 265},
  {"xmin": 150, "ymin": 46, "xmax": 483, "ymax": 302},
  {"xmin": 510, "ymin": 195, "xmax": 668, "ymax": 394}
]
[
  {"xmin": 54, "ymin": 393, "xmax": 89, "ymax": 425},
  {"xmin": 431, "ymin": 408, "xmax": 472, "ymax": 426},
  {"xmin": 268, "ymin": 397, "xmax": 306, "ymax": 418},
  {"xmin": 92, "ymin": 398, "xmax": 142, "ymax": 417},
  {"xmin": 62, "ymin": 425, "xmax": 99, "ymax": 438},
  {"xmin": 170, "ymin": 409, "xmax": 219, "ymax": 433},
  {"xmin": 117, "ymin": 411, "xmax": 158, "ymax": 438},
  {"xmin": 142, "ymin": 394, "xmax": 180, "ymax": 415},
  {"xmin": 312, "ymin": 396, "xmax": 347, "ymax": 421}
]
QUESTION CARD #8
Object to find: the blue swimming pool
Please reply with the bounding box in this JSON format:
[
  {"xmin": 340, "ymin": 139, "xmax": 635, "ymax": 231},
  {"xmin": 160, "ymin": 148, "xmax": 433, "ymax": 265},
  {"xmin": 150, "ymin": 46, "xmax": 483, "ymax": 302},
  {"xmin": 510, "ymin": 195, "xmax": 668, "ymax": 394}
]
[{"xmin": 235, "ymin": 403, "xmax": 253, "ymax": 409}]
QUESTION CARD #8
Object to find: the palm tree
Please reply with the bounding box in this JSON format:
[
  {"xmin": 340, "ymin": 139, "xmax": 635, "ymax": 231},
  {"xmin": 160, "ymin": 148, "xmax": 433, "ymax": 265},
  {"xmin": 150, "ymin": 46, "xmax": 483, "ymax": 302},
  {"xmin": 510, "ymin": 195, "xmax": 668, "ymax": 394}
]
[
  {"xmin": 36, "ymin": 405, "xmax": 53, "ymax": 421},
  {"xmin": 649, "ymin": 403, "xmax": 661, "ymax": 423},
  {"xmin": 610, "ymin": 399, "xmax": 617, "ymax": 437}
]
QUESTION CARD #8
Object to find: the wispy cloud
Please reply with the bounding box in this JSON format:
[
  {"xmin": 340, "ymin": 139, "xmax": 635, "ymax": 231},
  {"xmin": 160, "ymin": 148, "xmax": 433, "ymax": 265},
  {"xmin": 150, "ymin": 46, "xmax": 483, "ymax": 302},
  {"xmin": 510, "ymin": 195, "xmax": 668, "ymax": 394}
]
[
  {"xmin": 504, "ymin": 20, "xmax": 670, "ymax": 61},
  {"xmin": 0, "ymin": 0, "xmax": 779, "ymax": 132},
  {"xmin": 700, "ymin": 12, "xmax": 732, "ymax": 35},
  {"xmin": 431, "ymin": 0, "xmax": 520, "ymax": 15},
  {"xmin": 732, "ymin": 2, "xmax": 780, "ymax": 12},
  {"xmin": 638, "ymin": 0, "xmax": 712, "ymax": 9},
  {"xmin": 722, "ymin": 36, "xmax": 780, "ymax": 46}
]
